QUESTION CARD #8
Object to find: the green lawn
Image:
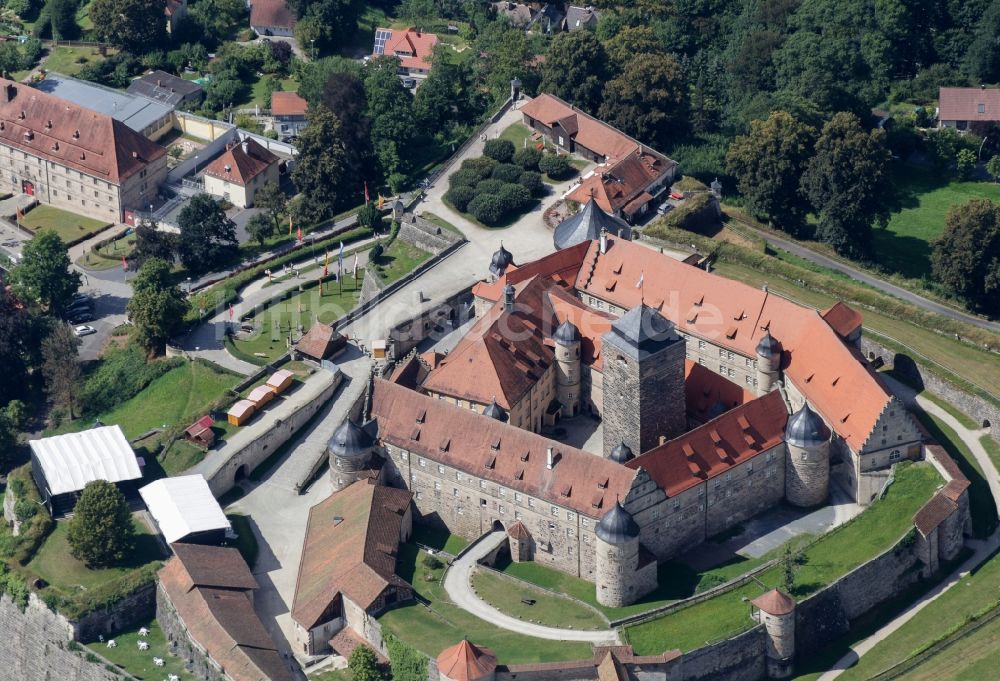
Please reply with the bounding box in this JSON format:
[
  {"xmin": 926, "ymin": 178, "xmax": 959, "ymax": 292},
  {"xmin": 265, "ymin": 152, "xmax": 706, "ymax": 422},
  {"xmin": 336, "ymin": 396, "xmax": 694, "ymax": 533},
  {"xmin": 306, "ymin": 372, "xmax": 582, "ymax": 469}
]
[
  {"xmin": 371, "ymin": 239, "xmax": 431, "ymax": 284},
  {"xmin": 876, "ymin": 164, "xmax": 1000, "ymax": 279},
  {"xmin": 77, "ymin": 232, "xmax": 136, "ymax": 271},
  {"xmin": 470, "ymin": 568, "xmax": 608, "ymax": 629},
  {"xmin": 983, "ymin": 435, "xmax": 1000, "ymax": 473},
  {"xmin": 310, "ymin": 669, "xmax": 353, "ymax": 681},
  {"xmin": 27, "ymin": 518, "xmax": 163, "ymax": 593},
  {"xmin": 837, "ymin": 546, "xmax": 1000, "ymax": 680},
  {"xmin": 87, "ymin": 619, "xmax": 195, "ymax": 680},
  {"xmin": 499, "ymin": 122, "xmax": 545, "ymax": 152},
  {"xmin": 248, "ymin": 77, "xmax": 298, "ymax": 108},
  {"xmin": 420, "ymin": 211, "xmax": 464, "ymax": 236},
  {"xmin": 230, "ymin": 278, "xmax": 362, "ymax": 362},
  {"xmin": 896, "ymin": 617, "xmax": 1000, "ymax": 681},
  {"xmin": 710, "ymin": 260, "xmax": 1000, "ymax": 406},
  {"xmin": 378, "ymin": 546, "xmax": 592, "ymax": 664},
  {"xmin": 42, "ymin": 46, "xmax": 109, "ymax": 77},
  {"xmin": 625, "ymin": 462, "xmax": 941, "ymax": 654},
  {"xmin": 21, "ymin": 204, "xmax": 111, "ymax": 244},
  {"xmin": 411, "ymin": 525, "xmax": 469, "ymax": 555}
]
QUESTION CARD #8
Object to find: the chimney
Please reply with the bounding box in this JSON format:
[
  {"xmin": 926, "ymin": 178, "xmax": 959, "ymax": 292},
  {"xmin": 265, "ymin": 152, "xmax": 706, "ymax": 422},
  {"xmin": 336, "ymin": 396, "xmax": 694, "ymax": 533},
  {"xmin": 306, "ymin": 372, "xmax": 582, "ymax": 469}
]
[
  {"xmin": 73, "ymin": 130, "xmax": 79, "ymax": 139},
  {"xmin": 599, "ymin": 228, "xmax": 607, "ymax": 254},
  {"xmin": 157, "ymin": 79, "xmax": 162, "ymax": 87},
  {"xmin": 659, "ymin": 435, "xmax": 667, "ymax": 446},
  {"xmin": 132, "ymin": 151, "xmax": 138, "ymax": 159},
  {"xmin": 3, "ymin": 84, "xmax": 15, "ymax": 102},
  {"xmin": 241, "ymin": 141, "xmax": 249, "ymax": 154},
  {"xmin": 546, "ymin": 447, "xmax": 555, "ymax": 469},
  {"xmin": 503, "ymin": 284, "xmax": 515, "ymax": 313}
]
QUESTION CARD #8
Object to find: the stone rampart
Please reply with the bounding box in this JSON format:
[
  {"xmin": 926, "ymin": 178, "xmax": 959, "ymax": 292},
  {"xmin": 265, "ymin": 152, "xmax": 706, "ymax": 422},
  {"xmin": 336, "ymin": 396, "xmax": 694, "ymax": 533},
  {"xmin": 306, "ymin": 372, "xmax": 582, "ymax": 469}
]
[
  {"xmin": 676, "ymin": 626, "xmax": 767, "ymax": 681},
  {"xmin": 397, "ymin": 215, "xmax": 463, "ymax": 254}
]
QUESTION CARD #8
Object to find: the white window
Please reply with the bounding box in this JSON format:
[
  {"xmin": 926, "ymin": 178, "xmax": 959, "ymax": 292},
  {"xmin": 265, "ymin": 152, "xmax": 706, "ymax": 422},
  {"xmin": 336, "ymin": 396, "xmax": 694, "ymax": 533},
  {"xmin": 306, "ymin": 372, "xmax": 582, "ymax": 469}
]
[
  {"xmin": 672, "ymin": 499, "xmax": 680, "ymax": 510},
  {"xmin": 889, "ymin": 450, "xmax": 902, "ymax": 462},
  {"xmin": 453, "ymin": 488, "xmax": 459, "ymax": 496},
  {"xmin": 581, "ymin": 518, "xmax": 589, "ymax": 527},
  {"xmin": 499, "ymin": 487, "xmax": 507, "ymax": 496},
  {"xmin": 401, "ymin": 451, "xmax": 408, "ymax": 461},
  {"xmin": 528, "ymin": 498, "xmax": 536, "ymax": 508},
  {"xmin": 514, "ymin": 492, "xmax": 522, "ymax": 502},
  {"xmin": 410, "ymin": 473, "xmax": 417, "ymax": 481},
  {"xmin": 438, "ymin": 465, "xmax": 445, "ymax": 474},
  {"xmin": 567, "ymin": 527, "xmax": 575, "ymax": 537},
  {"xmin": 415, "ymin": 491, "xmax": 422, "ymax": 500},
  {"xmin": 747, "ymin": 462, "xmax": 753, "ymax": 474},
  {"xmin": 418, "ymin": 458, "xmax": 426, "ymax": 467},
  {"xmin": 499, "ymin": 505, "xmax": 505, "ymax": 514},
  {"xmin": 551, "ymin": 506, "xmax": 560, "ymax": 517},
  {"xmin": 434, "ymin": 481, "xmax": 441, "ymax": 490},
  {"xmin": 456, "ymin": 471, "xmax": 462, "ymax": 480},
  {"xmin": 480, "ymin": 480, "xmax": 487, "ymax": 489},
  {"xmin": 698, "ymin": 340, "xmax": 706, "ymax": 349}
]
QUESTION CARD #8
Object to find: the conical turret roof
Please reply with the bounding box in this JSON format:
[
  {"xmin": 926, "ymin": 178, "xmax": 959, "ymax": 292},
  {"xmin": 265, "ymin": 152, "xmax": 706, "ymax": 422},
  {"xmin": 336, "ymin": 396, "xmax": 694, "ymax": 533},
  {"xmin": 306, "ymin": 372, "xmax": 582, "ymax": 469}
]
[
  {"xmin": 785, "ymin": 402, "xmax": 830, "ymax": 448},
  {"xmin": 328, "ymin": 419, "xmax": 374, "ymax": 458},
  {"xmin": 608, "ymin": 440, "xmax": 634, "ymax": 464},
  {"xmin": 482, "ymin": 399, "xmax": 509, "ymax": 423},
  {"xmin": 553, "ymin": 318, "xmax": 580, "ymax": 345},
  {"xmin": 489, "ymin": 243, "xmax": 514, "ymax": 276},
  {"xmin": 552, "ymin": 197, "xmax": 631, "ymax": 250},
  {"xmin": 595, "ymin": 500, "xmax": 640, "ymax": 544},
  {"xmin": 756, "ymin": 331, "xmax": 781, "ymax": 358},
  {"xmin": 437, "ymin": 640, "xmax": 497, "ymax": 681}
]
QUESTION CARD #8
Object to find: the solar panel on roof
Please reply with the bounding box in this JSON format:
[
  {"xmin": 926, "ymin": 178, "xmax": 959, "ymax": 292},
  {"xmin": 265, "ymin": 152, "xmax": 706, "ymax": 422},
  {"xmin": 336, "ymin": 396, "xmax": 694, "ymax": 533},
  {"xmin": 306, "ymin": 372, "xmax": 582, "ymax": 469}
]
[{"xmin": 374, "ymin": 29, "xmax": 392, "ymax": 55}]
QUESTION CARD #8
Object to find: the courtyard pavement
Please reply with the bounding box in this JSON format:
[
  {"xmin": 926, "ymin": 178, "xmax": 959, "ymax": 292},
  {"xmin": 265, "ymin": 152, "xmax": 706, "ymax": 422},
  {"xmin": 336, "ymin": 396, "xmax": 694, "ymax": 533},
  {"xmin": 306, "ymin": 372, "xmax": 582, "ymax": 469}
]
[{"xmin": 443, "ymin": 529, "xmax": 621, "ymax": 644}]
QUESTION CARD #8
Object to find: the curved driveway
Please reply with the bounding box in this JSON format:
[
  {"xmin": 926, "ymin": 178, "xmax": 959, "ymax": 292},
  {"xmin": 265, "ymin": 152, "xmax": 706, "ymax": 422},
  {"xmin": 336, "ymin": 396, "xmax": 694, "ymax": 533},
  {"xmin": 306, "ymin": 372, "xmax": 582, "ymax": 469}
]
[{"xmin": 442, "ymin": 530, "xmax": 620, "ymax": 644}]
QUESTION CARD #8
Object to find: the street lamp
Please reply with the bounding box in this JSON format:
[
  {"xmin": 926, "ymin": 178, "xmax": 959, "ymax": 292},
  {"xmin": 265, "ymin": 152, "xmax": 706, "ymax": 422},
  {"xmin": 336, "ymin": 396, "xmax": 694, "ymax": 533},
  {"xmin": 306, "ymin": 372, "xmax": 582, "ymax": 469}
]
[
  {"xmin": 311, "ymin": 39, "xmax": 316, "ymax": 61},
  {"xmin": 186, "ymin": 276, "xmax": 192, "ymax": 295}
]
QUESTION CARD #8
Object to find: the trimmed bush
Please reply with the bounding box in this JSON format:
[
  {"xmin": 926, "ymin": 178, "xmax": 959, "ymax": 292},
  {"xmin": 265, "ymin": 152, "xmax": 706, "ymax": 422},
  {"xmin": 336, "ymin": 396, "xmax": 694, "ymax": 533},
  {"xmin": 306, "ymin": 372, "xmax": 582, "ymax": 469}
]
[
  {"xmin": 539, "ymin": 152, "xmax": 572, "ymax": 179},
  {"xmin": 449, "ymin": 168, "xmax": 480, "ymax": 188},
  {"xmin": 483, "ymin": 138, "xmax": 516, "ymax": 163},
  {"xmin": 468, "ymin": 194, "xmax": 507, "ymax": 225},
  {"xmin": 446, "ymin": 185, "xmax": 476, "ymax": 212},
  {"xmin": 475, "ymin": 178, "xmax": 507, "ymax": 196},
  {"xmin": 517, "ymin": 170, "xmax": 543, "ymax": 195},
  {"xmin": 460, "ymin": 156, "xmax": 498, "ymax": 180},
  {"xmin": 497, "ymin": 183, "xmax": 532, "ymax": 214},
  {"xmin": 492, "ymin": 162, "xmax": 523, "ymax": 183},
  {"xmin": 513, "ymin": 146, "xmax": 542, "ymax": 170}
]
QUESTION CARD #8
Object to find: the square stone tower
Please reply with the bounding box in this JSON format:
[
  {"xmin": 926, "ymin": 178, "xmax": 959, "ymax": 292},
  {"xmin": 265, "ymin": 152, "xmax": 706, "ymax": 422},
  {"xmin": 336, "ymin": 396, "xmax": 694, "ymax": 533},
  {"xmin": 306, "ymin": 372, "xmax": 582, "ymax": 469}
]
[{"xmin": 601, "ymin": 304, "xmax": 686, "ymax": 456}]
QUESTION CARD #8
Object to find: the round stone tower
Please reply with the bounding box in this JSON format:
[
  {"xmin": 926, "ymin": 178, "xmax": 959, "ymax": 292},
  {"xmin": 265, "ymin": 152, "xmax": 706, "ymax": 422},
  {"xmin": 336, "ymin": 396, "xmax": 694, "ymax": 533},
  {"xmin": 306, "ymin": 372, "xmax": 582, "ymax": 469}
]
[
  {"xmin": 594, "ymin": 500, "xmax": 641, "ymax": 607},
  {"xmin": 751, "ymin": 589, "xmax": 796, "ymax": 679},
  {"xmin": 608, "ymin": 440, "xmax": 634, "ymax": 464},
  {"xmin": 553, "ymin": 318, "xmax": 582, "ymax": 416},
  {"xmin": 755, "ymin": 331, "xmax": 782, "ymax": 395},
  {"xmin": 328, "ymin": 419, "xmax": 375, "ymax": 492},
  {"xmin": 784, "ymin": 403, "xmax": 832, "ymax": 507}
]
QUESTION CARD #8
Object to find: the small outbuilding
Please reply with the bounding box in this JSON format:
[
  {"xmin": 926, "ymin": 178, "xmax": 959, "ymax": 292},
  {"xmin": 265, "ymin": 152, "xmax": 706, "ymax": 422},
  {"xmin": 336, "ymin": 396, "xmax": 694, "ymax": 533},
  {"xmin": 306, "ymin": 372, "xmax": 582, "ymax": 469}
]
[
  {"xmin": 184, "ymin": 414, "xmax": 216, "ymax": 447},
  {"xmin": 28, "ymin": 425, "xmax": 143, "ymax": 516},
  {"xmin": 139, "ymin": 475, "xmax": 231, "ymax": 545},
  {"xmin": 266, "ymin": 369, "xmax": 294, "ymax": 395},
  {"xmin": 247, "ymin": 384, "xmax": 274, "ymax": 409},
  {"xmin": 296, "ymin": 322, "xmax": 347, "ymax": 361},
  {"xmin": 437, "ymin": 640, "xmax": 497, "ymax": 681},
  {"xmin": 228, "ymin": 399, "xmax": 256, "ymax": 426}
]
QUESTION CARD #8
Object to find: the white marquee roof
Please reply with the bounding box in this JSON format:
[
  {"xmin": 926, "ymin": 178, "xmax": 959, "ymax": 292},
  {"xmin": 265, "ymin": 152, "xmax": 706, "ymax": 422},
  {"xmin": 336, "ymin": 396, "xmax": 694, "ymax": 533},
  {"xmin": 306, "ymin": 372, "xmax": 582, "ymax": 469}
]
[
  {"xmin": 29, "ymin": 425, "xmax": 142, "ymax": 496},
  {"xmin": 139, "ymin": 475, "xmax": 230, "ymax": 544}
]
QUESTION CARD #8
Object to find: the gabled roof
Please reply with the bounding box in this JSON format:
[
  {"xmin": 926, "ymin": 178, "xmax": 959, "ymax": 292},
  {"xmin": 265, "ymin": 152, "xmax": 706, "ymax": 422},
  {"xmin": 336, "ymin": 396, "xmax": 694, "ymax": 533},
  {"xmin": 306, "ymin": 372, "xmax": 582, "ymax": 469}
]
[
  {"xmin": 437, "ymin": 640, "xmax": 498, "ymax": 681},
  {"xmin": 170, "ymin": 543, "xmax": 258, "ymax": 590},
  {"xmin": 596, "ymin": 650, "xmax": 628, "ymax": 681},
  {"xmin": 567, "ymin": 150, "xmax": 668, "ymax": 215},
  {"xmin": 938, "ymin": 87, "xmax": 1000, "ymax": 122},
  {"xmin": 139, "ymin": 475, "xmax": 230, "ymax": 545},
  {"xmin": 375, "ymin": 28, "xmax": 439, "ymax": 71},
  {"xmin": 684, "ymin": 360, "xmax": 755, "ymax": 423},
  {"xmin": 159, "ymin": 547, "xmax": 292, "ymax": 681},
  {"xmin": 372, "ymin": 380, "xmax": 638, "ymax": 517},
  {"xmin": 821, "ymin": 302, "xmax": 863, "ymax": 339},
  {"xmin": 271, "ymin": 91, "xmax": 308, "ymax": 117},
  {"xmin": 627, "ymin": 390, "xmax": 788, "ymax": 497},
  {"xmin": 204, "ymin": 138, "xmax": 278, "ymax": 186},
  {"xmin": 576, "ymin": 236, "xmax": 892, "ymax": 451},
  {"xmin": 292, "ymin": 481, "xmax": 412, "ymax": 630},
  {"xmin": 250, "ymin": 0, "xmax": 296, "ymax": 29},
  {"xmin": 564, "ymin": 5, "xmax": 599, "ymax": 29},
  {"xmin": 185, "ymin": 414, "xmax": 214, "ymax": 438},
  {"xmin": 29, "ymin": 425, "xmax": 142, "ymax": 496},
  {"xmin": 0, "ymin": 78, "xmax": 165, "ymax": 184},
  {"xmin": 914, "ymin": 491, "xmax": 959, "ymax": 537},
  {"xmin": 520, "ymin": 93, "xmax": 672, "ymax": 167}
]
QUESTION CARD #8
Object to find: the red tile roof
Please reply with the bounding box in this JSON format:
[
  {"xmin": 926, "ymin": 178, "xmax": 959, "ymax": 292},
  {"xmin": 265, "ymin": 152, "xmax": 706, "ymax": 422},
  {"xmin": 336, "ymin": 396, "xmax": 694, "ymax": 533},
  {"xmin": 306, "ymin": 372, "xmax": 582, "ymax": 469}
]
[
  {"xmin": 507, "ymin": 520, "xmax": 531, "ymax": 539},
  {"xmin": 158, "ymin": 546, "xmax": 292, "ymax": 681},
  {"xmin": 204, "ymin": 138, "xmax": 278, "ymax": 187},
  {"xmin": 250, "ymin": 0, "xmax": 295, "ymax": 29},
  {"xmin": 627, "ymin": 390, "xmax": 788, "ymax": 497},
  {"xmin": 751, "ymin": 588, "xmax": 795, "ymax": 615},
  {"xmin": 292, "ymin": 480, "xmax": 412, "ymax": 630},
  {"xmin": 296, "ymin": 323, "xmax": 346, "ymax": 360},
  {"xmin": 472, "ymin": 241, "xmax": 591, "ymax": 302},
  {"xmin": 821, "ymin": 302, "xmax": 863, "ymax": 339},
  {"xmin": 0, "ymin": 79, "xmax": 165, "ymax": 185},
  {"xmin": 372, "ymin": 380, "xmax": 638, "ymax": 517},
  {"xmin": 437, "ymin": 640, "xmax": 498, "ymax": 681},
  {"xmin": 271, "ymin": 91, "xmax": 307, "ymax": 117},
  {"xmin": 185, "ymin": 414, "xmax": 214, "ymax": 439},
  {"xmin": 575, "ymin": 236, "xmax": 892, "ymax": 451},
  {"xmin": 567, "ymin": 150, "xmax": 666, "ymax": 215},
  {"xmin": 684, "ymin": 360, "xmax": 755, "ymax": 423},
  {"xmin": 938, "ymin": 87, "xmax": 1000, "ymax": 122},
  {"xmin": 913, "ymin": 491, "xmax": 959, "ymax": 536},
  {"xmin": 376, "ymin": 28, "xmax": 439, "ymax": 71}
]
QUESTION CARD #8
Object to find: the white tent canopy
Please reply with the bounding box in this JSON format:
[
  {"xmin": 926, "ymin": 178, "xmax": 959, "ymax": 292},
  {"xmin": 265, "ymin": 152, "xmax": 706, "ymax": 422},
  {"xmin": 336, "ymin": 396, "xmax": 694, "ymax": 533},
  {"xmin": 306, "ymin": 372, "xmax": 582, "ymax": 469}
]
[
  {"xmin": 139, "ymin": 475, "xmax": 231, "ymax": 544},
  {"xmin": 29, "ymin": 425, "xmax": 142, "ymax": 496}
]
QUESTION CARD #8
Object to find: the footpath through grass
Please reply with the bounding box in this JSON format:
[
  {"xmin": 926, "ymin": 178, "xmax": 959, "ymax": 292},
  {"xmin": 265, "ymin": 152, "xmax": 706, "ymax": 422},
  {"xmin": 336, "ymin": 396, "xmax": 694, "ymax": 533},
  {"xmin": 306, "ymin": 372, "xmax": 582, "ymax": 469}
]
[
  {"xmin": 470, "ymin": 567, "xmax": 608, "ymax": 629},
  {"xmin": 21, "ymin": 204, "xmax": 110, "ymax": 244},
  {"xmin": 378, "ymin": 545, "xmax": 592, "ymax": 664},
  {"xmin": 624, "ymin": 462, "xmax": 941, "ymax": 654}
]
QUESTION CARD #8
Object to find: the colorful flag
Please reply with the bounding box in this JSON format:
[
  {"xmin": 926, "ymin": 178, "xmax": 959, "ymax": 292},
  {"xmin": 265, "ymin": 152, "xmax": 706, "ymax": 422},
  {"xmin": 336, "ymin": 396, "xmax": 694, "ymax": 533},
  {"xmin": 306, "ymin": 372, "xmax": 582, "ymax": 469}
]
[
  {"xmin": 338, "ymin": 241, "xmax": 344, "ymax": 279},
  {"xmin": 121, "ymin": 255, "xmax": 128, "ymax": 272},
  {"xmin": 352, "ymin": 252, "xmax": 359, "ymax": 278},
  {"xmin": 296, "ymin": 226, "xmax": 303, "ymax": 243},
  {"xmin": 228, "ymin": 304, "xmax": 234, "ymax": 320},
  {"xmin": 323, "ymin": 250, "xmax": 329, "ymax": 278},
  {"xmin": 364, "ymin": 181, "xmax": 370, "ymax": 204},
  {"xmin": 288, "ymin": 214, "xmax": 293, "ymax": 236},
  {"xmin": 377, "ymin": 194, "xmax": 385, "ymax": 210}
]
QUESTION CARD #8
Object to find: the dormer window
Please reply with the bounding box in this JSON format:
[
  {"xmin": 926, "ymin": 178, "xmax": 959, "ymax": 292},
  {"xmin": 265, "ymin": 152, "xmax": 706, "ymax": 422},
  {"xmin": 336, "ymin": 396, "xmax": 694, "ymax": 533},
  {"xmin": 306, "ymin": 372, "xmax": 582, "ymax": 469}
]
[{"xmin": 978, "ymin": 103, "xmax": 986, "ymax": 114}]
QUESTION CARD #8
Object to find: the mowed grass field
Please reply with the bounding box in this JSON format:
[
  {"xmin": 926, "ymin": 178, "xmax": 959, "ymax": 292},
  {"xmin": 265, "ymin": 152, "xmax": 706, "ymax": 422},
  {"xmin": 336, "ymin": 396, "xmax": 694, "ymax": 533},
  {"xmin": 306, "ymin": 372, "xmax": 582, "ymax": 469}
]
[
  {"xmin": 22, "ymin": 204, "xmax": 111, "ymax": 244},
  {"xmin": 875, "ymin": 164, "xmax": 1000, "ymax": 279},
  {"xmin": 470, "ymin": 568, "xmax": 608, "ymax": 629}
]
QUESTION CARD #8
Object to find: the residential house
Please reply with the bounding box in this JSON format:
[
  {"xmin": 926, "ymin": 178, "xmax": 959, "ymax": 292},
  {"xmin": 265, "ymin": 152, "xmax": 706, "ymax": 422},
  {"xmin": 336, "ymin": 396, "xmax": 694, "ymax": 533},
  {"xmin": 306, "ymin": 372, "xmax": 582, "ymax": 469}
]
[
  {"xmin": 271, "ymin": 91, "xmax": 308, "ymax": 138},
  {"xmin": 203, "ymin": 138, "xmax": 280, "ymax": 208},
  {"xmin": 493, "ymin": 1, "xmax": 536, "ymax": 28},
  {"xmin": 563, "ymin": 5, "xmax": 599, "ymax": 31},
  {"xmin": 373, "ymin": 27, "xmax": 439, "ymax": 78},
  {"xmin": 250, "ymin": 0, "xmax": 296, "ymax": 37},
  {"xmin": 938, "ymin": 86, "xmax": 1000, "ymax": 131}
]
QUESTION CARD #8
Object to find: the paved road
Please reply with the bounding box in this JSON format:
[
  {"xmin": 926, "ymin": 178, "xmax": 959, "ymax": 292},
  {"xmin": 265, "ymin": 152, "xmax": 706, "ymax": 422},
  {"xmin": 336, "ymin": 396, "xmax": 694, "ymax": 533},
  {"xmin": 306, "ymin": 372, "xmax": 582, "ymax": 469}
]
[
  {"xmin": 817, "ymin": 377, "xmax": 999, "ymax": 680},
  {"xmin": 442, "ymin": 530, "xmax": 620, "ymax": 644},
  {"xmin": 725, "ymin": 212, "xmax": 1000, "ymax": 334}
]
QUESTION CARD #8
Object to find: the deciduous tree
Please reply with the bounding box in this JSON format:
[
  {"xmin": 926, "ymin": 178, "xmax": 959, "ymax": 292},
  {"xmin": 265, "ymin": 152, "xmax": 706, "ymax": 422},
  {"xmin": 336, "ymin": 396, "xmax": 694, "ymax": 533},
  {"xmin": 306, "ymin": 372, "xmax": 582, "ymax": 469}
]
[
  {"xmin": 89, "ymin": 0, "xmax": 167, "ymax": 53},
  {"xmin": 348, "ymin": 645, "xmax": 382, "ymax": 681},
  {"xmin": 246, "ymin": 213, "xmax": 276, "ymax": 247},
  {"xmin": 364, "ymin": 58, "xmax": 417, "ymax": 181},
  {"xmin": 292, "ymin": 105, "xmax": 348, "ymax": 223},
  {"xmin": 931, "ymin": 198, "xmax": 1000, "ymax": 314},
  {"xmin": 800, "ymin": 112, "xmax": 891, "ymax": 258},
  {"xmin": 177, "ymin": 194, "xmax": 238, "ymax": 275},
  {"xmin": 0, "ymin": 286, "xmax": 34, "ymax": 405},
  {"xmin": 987, "ymin": 155, "xmax": 1000, "ymax": 182},
  {"xmin": 321, "ymin": 72, "xmax": 376, "ymax": 187},
  {"xmin": 126, "ymin": 258, "xmax": 187, "ymax": 354},
  {"xmin": 598, "ymin": 53, "xmax": 687, "ymax": 151},
  {"xmin": 67, "ymin": 480, "xmax": 135, "ymax": 568},
  {"xmin": 132, "ymin": 219, "xmax": 177, "ymax": 268},
  {"xmin": 540, "ymin": 30, "xmax": 609, "ymax": 112},
  {"xmin": 41, "ymin": 323, "xmax": 81, "ymax": 420},
  {"xmin": 726, "ymin": 111, "xmax": 817, "ymax": 235},
  {"xmin": 11, "ymin": 231, "xmax": 80, "ymax": 316},
  {"xmin": 253, "ymin": 182, "xmax": 288, "ymax": 232}
]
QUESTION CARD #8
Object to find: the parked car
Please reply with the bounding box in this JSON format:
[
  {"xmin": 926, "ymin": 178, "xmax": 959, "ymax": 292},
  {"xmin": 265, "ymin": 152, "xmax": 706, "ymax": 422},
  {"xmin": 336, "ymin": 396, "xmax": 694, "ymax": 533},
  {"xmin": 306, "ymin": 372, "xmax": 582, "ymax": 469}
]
[
  {"xmin": 401, "ymin": 77, "xmax": 416, "ymax": 89},
  {"xmin": 68, "ymin": 298, "xmax": 94, "ymax": 313},
  {"xmin": 69, "ymin": 311, "xmax": 94, "ymax": 323},
  {"xmin": 73, "ymin": 325, "xmax": 96, "ymax": 337}
]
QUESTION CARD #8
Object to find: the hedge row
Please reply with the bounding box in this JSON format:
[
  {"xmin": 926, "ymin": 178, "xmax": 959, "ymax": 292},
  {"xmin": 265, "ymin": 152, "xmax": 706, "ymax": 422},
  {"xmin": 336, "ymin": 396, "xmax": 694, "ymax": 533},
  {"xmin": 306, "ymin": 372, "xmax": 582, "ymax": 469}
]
[{"xmin": 2, "ymin": 465, "xmax": 54, "ymax": 566}]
